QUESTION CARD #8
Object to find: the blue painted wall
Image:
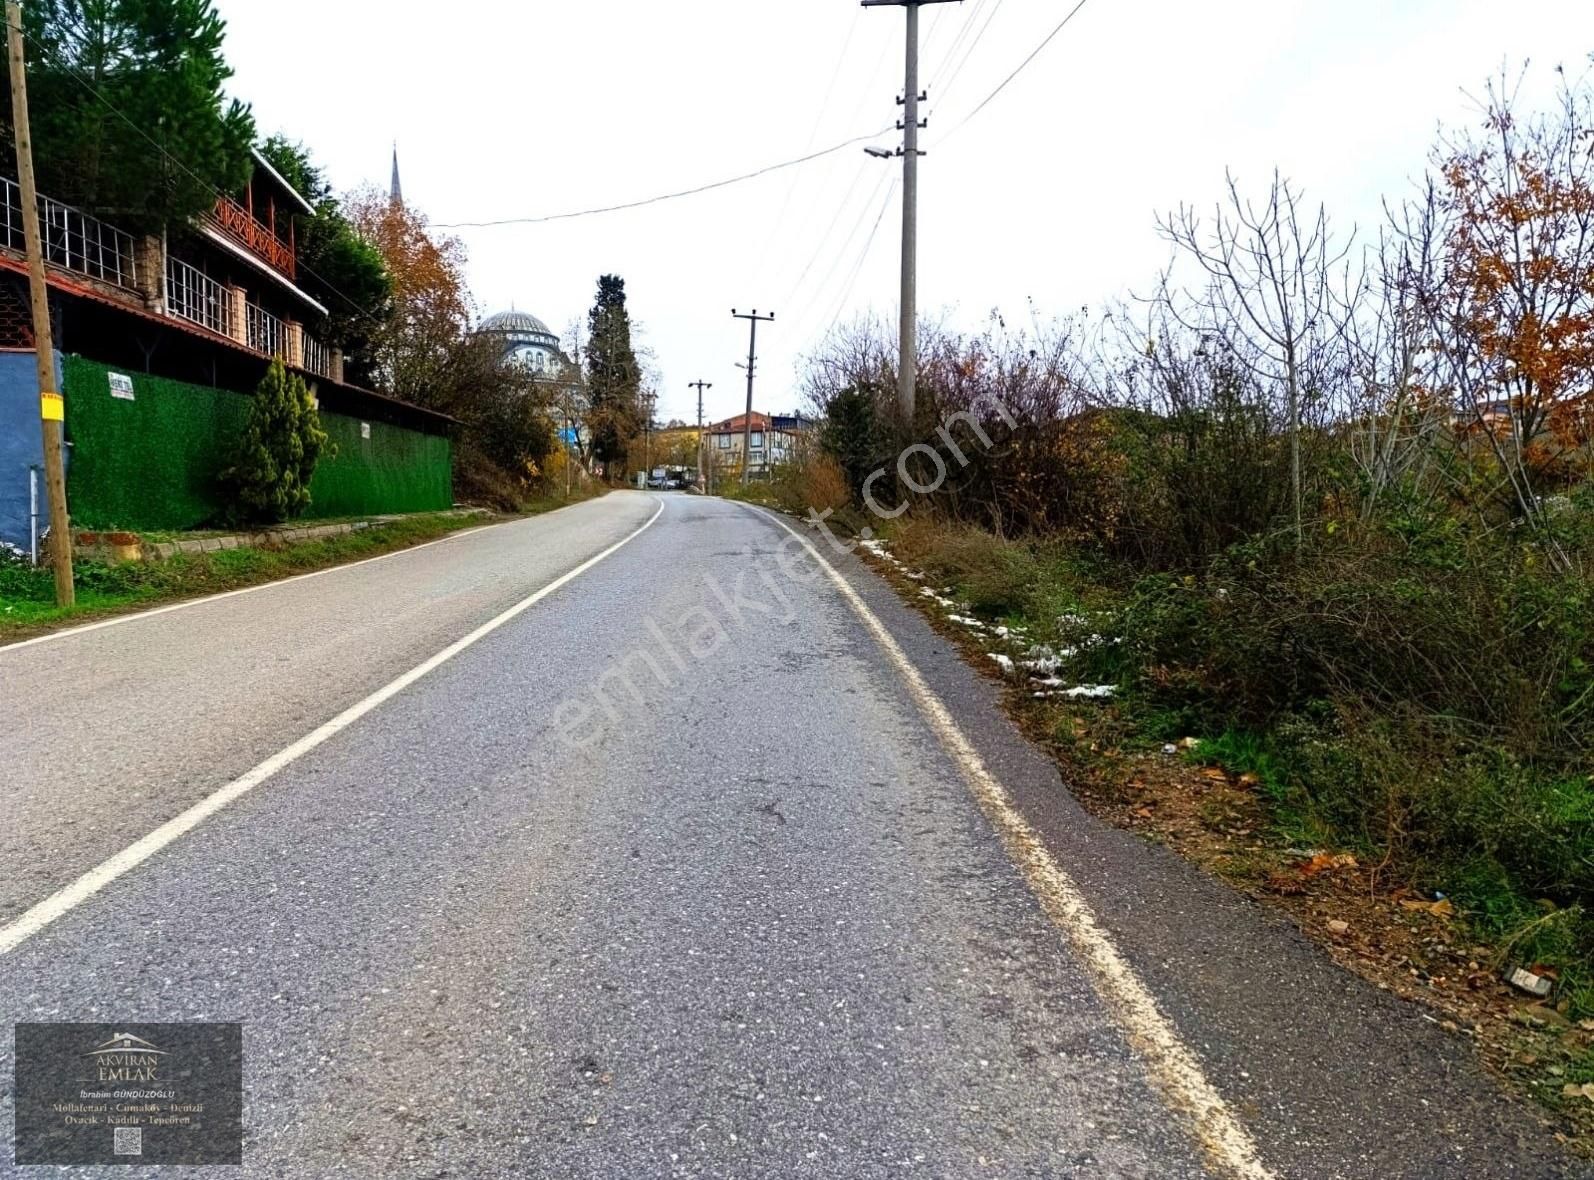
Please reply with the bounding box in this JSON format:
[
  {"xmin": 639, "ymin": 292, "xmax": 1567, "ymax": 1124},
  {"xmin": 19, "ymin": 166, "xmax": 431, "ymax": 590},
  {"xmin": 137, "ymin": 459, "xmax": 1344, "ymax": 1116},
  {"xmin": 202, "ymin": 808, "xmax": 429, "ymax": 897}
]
[{"xmin": 0, "ymin": 349, "xmax": 63, "ymax": 555}]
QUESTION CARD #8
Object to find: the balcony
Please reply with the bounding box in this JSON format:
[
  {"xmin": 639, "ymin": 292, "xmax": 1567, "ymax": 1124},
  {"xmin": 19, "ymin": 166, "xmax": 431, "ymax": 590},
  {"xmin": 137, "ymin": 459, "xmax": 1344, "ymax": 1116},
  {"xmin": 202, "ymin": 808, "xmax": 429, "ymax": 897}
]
[
  {"xmin": 166, "ymin": 256, "xmax": 229, "ymax": 336},
  {"xmin": 301, "ymin": 331, "xmax": 331, "ymax": 379},
  {"xmin": 209, "ymin": 194, "xmax": 295, "ymax": 280},
  {"xmin": 0, "ymin": 176, "xmax": 138, "ymax": 293},
  {"xmin": 245, "ymin": 301, "xmax": 285, "ymax": 360}
]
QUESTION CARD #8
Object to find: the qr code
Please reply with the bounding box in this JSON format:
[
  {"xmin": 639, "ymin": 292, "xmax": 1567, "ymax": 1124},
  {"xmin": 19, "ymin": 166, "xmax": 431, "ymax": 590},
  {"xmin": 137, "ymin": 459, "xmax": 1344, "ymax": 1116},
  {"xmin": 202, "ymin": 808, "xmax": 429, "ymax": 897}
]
[{"xmin": 113, "ymin": 1126, "xmax": 142, "ymax": 1156}]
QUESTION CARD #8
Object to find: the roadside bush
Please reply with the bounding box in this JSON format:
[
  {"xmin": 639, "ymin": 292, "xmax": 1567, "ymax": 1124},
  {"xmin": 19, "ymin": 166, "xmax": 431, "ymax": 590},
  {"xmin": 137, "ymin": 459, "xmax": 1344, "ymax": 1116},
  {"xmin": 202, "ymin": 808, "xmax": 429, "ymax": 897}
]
[
  {"xmin": 0, "ymin": 545, "xmax": 48, "ymax": 602},
  {"xmin": 1106, "ymin": 516, "xmax": 1594, "ymax": 761},
  {"xmin": 819, "ymin": 384, "xmax": 888, "ymax": 499},
  {"xmin": 767, "ymin": 452, "xmax": 852, "ymax": 518},
  {"xmin": 890, "ymin": 518, "xmax": 1043, "ymax": 616},
  {"xmin": 453, "ymin": 442, "xmax": 530, "ymax": 513}
]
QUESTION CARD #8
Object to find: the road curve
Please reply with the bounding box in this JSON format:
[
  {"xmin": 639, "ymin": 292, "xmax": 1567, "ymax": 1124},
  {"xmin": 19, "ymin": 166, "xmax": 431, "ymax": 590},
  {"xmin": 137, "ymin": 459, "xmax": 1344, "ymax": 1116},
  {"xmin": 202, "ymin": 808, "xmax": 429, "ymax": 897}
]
[{"xmin": 0, "ymin": 492, "xmax": 1584, "ymax": 1178}]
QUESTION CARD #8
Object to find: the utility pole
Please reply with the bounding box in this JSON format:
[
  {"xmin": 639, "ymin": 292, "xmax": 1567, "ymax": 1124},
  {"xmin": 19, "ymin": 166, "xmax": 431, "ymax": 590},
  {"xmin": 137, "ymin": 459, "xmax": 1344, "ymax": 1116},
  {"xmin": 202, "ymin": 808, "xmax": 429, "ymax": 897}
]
[
  {"xmin": 642, "ymin": 391, "xmax": 654, "ymax": 487},
  {"xmin": 689, "ymin": 379, "xmax": 712, "ymax": 495},
  {"xmin": 567, "ymin": 393, "xmax": 580, "ymax": 500},
  {"xmin": 863, "ymin": 0, "xmax": 957, "ymax": 423},
  {"xmin": 731, "ymin": 309, "xmax": 774, "ymax": 487},
  {"xmin": 7, "ymin": 1, "xmax": 72, "ymax": 605}
]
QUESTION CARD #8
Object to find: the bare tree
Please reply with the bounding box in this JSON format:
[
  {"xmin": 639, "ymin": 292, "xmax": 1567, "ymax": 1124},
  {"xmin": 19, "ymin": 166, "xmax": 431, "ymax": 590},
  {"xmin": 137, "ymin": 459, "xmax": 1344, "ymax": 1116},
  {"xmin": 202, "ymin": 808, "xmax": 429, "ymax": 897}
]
[
  {"xmin": 1158, "ymin": 170, "xmax": 1353, "ymax": 546},
  {"xmin": 1341, "ymin": 184, "xmax": 1450, "ymax": 519}
]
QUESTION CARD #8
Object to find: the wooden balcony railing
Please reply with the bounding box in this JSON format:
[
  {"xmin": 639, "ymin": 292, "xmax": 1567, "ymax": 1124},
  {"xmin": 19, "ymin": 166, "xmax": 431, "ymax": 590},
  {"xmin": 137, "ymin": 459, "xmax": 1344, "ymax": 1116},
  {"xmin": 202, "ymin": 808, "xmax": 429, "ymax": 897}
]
[{"xmin": 209, "ymin": 194, "xmax": 295, "ymax": 279}]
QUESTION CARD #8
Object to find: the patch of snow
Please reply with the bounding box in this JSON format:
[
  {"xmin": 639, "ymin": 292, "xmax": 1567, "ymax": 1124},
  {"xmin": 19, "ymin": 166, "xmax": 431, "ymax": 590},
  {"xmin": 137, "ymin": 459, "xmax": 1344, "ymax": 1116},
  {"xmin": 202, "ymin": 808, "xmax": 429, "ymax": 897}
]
[
  {"xmin": 988, "ymin": 653, "xmax": 1015, "ymax": 675},
  {"xmin": 947, "ymin": 614, "xmax": 986, "ymax": 630},
  {"xmin": 1019, "ymin": 644, "xmax": 1069, "ymax": 674},
  {"xmin": 1063, "ymin": 684, "xmax": 1117, "ymax": 699}
]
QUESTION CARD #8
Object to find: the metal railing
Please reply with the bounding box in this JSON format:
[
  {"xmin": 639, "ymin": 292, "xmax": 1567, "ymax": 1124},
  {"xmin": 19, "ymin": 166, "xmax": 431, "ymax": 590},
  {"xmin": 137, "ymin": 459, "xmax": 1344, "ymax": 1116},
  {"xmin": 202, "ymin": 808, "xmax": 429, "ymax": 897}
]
[
  {"xmin": 0, "ymin": 176, "xmax": 138, "ymax": 292},
  {"xmin": 165, "ymin": 256, "xmax": 229, "ymax": 336},
  {"xmin": 245, "ymin": 301, "xmax": 285, "ymax": 360},
  {"xmin": 301, "ymin": 331, "xmax": 331, "ymax": 378}
]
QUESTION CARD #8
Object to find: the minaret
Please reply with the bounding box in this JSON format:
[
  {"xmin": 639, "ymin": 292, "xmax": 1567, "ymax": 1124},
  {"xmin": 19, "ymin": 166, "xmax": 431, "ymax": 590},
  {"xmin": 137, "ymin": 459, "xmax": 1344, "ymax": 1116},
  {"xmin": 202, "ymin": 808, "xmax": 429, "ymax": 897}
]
[{"xmin": 390, "ymin": 143, "xmax": 403, "ymax": 205}]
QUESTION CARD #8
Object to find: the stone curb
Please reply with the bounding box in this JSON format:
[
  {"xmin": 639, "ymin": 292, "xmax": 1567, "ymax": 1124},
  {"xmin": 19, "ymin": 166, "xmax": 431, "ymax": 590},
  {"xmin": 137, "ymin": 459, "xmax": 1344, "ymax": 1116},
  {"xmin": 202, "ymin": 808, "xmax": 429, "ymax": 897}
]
[{"xmin": 72, "ymin": 508, "xmax": 489, "ymax": 565}]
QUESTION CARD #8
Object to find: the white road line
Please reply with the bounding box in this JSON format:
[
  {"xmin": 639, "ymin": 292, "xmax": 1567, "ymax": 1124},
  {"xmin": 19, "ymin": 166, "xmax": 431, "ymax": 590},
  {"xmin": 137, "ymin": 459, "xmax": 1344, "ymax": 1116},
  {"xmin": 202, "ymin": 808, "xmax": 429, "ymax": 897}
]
[
  {"xmin": 0, "ymin": 497, "xmax": 618, "ymax": 656},
  {"xmin": 755, "ymin": 507, "xmax": 1276, "ymax": 1180},
  {"xmin": 0, "ymin": 499, "xmax": 665, "ymax": 958}
]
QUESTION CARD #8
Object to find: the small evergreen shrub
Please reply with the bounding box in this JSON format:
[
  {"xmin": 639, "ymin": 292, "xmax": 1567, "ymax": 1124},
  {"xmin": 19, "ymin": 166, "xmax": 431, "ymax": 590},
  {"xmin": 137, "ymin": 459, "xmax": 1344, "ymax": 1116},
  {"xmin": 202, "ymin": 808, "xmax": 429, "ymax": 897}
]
[{"xmin": 220, "ymin": 359, "xmax": 331, "ymax": 524}]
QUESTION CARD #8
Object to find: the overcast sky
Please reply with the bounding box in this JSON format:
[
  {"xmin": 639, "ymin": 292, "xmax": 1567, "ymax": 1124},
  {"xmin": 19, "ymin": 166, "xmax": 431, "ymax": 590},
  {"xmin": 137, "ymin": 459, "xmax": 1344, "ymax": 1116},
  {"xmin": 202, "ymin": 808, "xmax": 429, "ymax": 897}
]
[{"xmin": 217, "ymin": 0, "xmax": 1594, "ymax": 426}]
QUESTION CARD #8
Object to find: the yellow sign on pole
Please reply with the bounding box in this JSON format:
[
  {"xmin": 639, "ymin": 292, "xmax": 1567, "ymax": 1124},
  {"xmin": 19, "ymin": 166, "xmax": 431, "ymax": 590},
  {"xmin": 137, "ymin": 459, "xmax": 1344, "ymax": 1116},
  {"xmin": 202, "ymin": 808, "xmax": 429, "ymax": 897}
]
[{"xmin": 40, "ymin": 392, "xmax": 63, "ymax": 421}]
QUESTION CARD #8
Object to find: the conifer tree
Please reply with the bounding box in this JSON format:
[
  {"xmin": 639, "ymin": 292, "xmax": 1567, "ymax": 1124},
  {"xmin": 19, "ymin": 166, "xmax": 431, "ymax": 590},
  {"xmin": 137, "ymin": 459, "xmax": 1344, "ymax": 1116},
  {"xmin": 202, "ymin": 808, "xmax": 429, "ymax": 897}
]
[
  {"xmin": 222, "ymin": 358, "xmax": 330, "ymax": 524},
  {"xmin": 584, "ymin": 275, "xmax": 641, "ymax": 478},
  {"xmin": 7, "ymin": 0, "xmax": 256, "ymax": 232}
]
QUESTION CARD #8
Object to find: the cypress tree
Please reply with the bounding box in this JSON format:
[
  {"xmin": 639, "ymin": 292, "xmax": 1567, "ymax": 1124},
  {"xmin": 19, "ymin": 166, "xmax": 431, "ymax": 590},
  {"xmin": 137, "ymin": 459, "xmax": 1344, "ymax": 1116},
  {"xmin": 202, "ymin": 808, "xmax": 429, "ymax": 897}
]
[{"xmin": 584, "ymin": 275, "xmax": 640, "ymax": 478}]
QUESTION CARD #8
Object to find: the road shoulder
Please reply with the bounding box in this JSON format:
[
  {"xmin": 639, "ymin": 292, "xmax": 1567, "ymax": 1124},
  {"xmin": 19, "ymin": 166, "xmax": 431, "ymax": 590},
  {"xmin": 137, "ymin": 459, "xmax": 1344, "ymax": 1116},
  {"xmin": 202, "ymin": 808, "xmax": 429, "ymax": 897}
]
[
  {"xmin": 740, "ymin": 503, "xmax": 1590, "ymax": 1180},
  {"xmin": 0, "ymin": 493, "xmax": 606, "ymax": 647}
]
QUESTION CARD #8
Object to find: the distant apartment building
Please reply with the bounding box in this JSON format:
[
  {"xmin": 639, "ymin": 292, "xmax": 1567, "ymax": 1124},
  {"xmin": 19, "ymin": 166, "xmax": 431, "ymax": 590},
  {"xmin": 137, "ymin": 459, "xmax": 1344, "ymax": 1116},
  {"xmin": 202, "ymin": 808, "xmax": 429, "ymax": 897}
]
[{"xmin": 702, "ymin": 411, "xmax": 812, "ymax": 478}]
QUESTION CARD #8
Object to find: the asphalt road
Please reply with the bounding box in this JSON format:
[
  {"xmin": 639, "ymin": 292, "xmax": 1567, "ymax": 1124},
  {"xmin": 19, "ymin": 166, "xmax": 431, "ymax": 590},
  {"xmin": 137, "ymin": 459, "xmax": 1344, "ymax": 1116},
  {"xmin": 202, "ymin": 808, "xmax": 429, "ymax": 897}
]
[{"xmin": 0, "ymin": 492, "xmax": 1586, "ymax": 1178}]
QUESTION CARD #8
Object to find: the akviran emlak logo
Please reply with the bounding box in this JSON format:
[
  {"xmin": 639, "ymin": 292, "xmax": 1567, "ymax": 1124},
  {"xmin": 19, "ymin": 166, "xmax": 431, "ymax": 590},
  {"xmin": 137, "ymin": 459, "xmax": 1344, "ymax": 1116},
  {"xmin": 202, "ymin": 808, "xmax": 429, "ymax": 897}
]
[{"xmin": 81, "ymin": 1032, "xmax": 167, "ymax": 1083}]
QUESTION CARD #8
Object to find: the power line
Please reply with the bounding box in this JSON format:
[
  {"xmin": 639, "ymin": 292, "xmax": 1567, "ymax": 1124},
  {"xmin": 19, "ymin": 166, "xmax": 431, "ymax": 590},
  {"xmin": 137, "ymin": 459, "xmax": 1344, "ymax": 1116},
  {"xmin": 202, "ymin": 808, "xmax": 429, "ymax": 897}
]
[
  {"xmin": 778, "ymin": 159, "xmax": 872, "ymax": 308},
  {"xmin": 819, "ymin": 178, "xmax": 899, "ymax": 342},
  {"xmin": 435, "ymin": 129, "xmax": 892, "ymax": 230},
  {"xmin": 750, "ymin": 4, "xmax": 864, "ymax": 288},
  {"xmin": 767, "ymin": 25, "xmax": 900, "ymax": 295},
  {"xmin": 921, "ymin": 3, "xmax": 955, "ymax": 57},
  {"xmin": 926, "ymin": 0, "xmax": 988, "ymax": 90},
  {"xmin": 935, "ymin": 0, "xmax": 1006, "ymax": 106},
  {"xmin": 26, "ymin": 19, "xmax": 899, "ymax": 339},
  {"xmin": 782, "ymin": 169, "xmax": 893, "ymax": 337},
  {"xmin": 941, "ymin": 0, "xmax": 1093, "ymax": 140}
]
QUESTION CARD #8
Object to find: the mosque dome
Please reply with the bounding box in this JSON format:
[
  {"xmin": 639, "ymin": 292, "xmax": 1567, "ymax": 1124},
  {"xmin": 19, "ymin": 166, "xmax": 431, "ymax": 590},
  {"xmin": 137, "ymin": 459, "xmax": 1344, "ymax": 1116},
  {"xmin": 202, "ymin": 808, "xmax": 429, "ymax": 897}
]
[
  {"xmin": 479, "ymin": 310, "xmax": 556, "ymax": 341},
  {"xmin": 477, "ymin": 309, "xmax": 564, "ymax": 375}
]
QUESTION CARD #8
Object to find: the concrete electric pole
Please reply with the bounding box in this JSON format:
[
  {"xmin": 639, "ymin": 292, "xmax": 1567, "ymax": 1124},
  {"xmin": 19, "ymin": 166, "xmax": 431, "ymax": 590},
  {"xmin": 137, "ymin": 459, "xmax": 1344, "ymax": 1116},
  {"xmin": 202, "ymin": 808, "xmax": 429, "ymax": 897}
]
[
  {"xmin": 689, "ymin": 379, "xmax": 712, "ymax": 494},
  {"xmin": 7, "ymin": 0, "xmax": 73, "ymax": 605},
  {"xmin": 730, "ymin": 309, "xmax": 774, "ymax": 488},
  {"xmin": 642, "ymin": 391, "xmax": 657, "ymax": 486},
  {"xmin": 862, "ymin": 0, "xmax": 958, "ymax": 423}
]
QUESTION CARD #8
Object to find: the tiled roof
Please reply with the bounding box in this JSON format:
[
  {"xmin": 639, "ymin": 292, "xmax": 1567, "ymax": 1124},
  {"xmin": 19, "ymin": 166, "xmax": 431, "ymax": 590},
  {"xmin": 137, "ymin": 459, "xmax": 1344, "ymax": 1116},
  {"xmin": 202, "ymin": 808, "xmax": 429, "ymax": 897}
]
[{"xmin": 705, "ymin": 412, "xmax": 774, "ymax": 433}]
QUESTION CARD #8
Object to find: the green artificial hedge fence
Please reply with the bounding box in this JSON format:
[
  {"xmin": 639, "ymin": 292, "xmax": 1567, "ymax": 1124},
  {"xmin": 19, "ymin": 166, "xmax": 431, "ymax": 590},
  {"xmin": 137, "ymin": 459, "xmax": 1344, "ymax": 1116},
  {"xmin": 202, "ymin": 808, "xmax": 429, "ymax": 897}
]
[
  {"xmin": 309, "ymin": 412, "xmax": 453, "ymax": 519},
  {"xmin": 61, "ymin": 354, "xmax": 452, "ymax": 530}
]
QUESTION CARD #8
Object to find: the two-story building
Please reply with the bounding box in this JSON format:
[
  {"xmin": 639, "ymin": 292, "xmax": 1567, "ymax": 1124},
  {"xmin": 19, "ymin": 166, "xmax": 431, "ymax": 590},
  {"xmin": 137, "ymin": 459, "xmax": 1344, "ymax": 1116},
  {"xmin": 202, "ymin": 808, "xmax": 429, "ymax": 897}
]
[{"xmin": 0, "ymin": 153, "xmax": 456, "ymax": 548}]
